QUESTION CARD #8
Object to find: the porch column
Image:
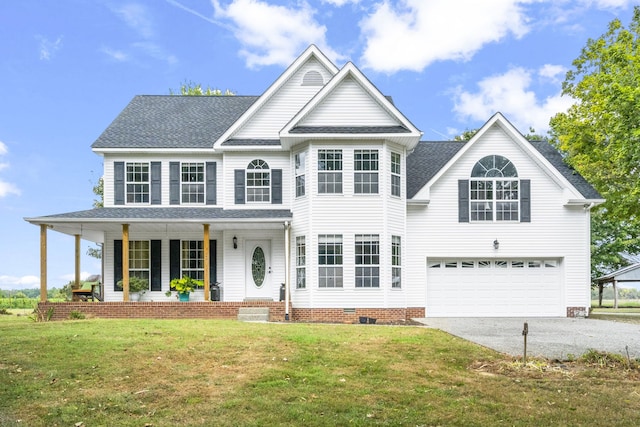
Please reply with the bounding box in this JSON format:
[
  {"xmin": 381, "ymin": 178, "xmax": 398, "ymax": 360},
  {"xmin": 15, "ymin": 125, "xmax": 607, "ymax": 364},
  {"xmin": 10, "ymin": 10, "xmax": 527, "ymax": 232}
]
[
  {"xmin": 75, "ymin": 234, "xmax": 81, "ymax": 289},
  {"xmin": 284, "ymin": 221, "xmax": 291, "ymax": 321},
  {"xmin": 613, "ymin": 279, "xmax": 618, "ymax": 309},
  {"xmin": 122, "ymin": 224, "xmax": 129, "ymax": 301},
  {"xmin": 40, "ymin": 224, "xmax": 47, "ymax": 302},
  {"xmin": 203, "ymin": 224, "xmax": 210, "ymax": 301}
]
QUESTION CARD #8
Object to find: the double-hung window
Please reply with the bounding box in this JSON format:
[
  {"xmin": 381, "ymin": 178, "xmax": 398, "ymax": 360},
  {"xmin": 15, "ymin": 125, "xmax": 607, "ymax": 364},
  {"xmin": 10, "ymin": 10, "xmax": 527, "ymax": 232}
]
[
  {"xmin": 126, "ymin": 162, "xmax": 149, "ymax": 203},
  {"xmin": 129, "ymin": 241, "xmax": 150, "ymax": 288},
  {"xmin": 391, "ymin": 152, "xmax": 401, "ymax": 197},
  {"xmin": 355, "ymin": 234, "xmax": 379, "ymax": 288},
  {"xmin": 246, "ymin": 159, "xmax": 270, "ymax": 202},
  {"xmin": 392, "ymin": 235, "xmax": 401, "ymax": 288},
  {"xmin": 318, "ymin": 150, "xmax": 342, "ymax": 194},
  {"xmin": 181, "ymin": 162, "xmax": 205, "ymax": 203},
  {"xmin": 318, "ymin": 234, "xmax": 343, "ymax": 288},
  {"xmin": 295, "ymin": 152, "xmax": 306, "ymax": 197},
  {"xmin": 354, "ymin": 150, "xmax": 379, "ymax": 194},
  {"xmin": 181, "ymin": 240, "xmax": 204, "ymax": 283},
  {"xmin": 296, "ymin": 236, "xmax": 306, "ymax": 289},
  {"xmin": 470, "ymin": 155, "xmax": 519, "ymax": 221}
]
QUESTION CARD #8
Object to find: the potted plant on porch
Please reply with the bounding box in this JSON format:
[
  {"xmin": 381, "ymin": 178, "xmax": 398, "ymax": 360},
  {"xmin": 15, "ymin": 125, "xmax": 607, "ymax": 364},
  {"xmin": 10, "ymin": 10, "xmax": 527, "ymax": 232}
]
[
  {"xmin": 116, "ymin": 276, "xmax": 148, "ymax": 301},
  {"xmin": 169, "ymin": 276, "xmax": 202, "ymax": 301}
]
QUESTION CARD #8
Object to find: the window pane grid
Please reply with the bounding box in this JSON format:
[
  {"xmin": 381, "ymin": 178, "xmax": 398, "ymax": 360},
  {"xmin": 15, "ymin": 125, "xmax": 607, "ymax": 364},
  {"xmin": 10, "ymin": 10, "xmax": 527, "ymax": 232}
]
[
  {"xmin": 247, "ymin": 159, "xmax": 270, "ymax": 203},
  {"xmin": 355, "ymin": 150, "xmax": 379, "ymax": 194},
  {"xmin": 318, "ymin": 235, "xmax": 343, "ymax": 288},
  {"xmin": 126, "ymin": 162, "xmax": 149, "ymax": 203},
  {"xmin": 355, "ymin": 234, "xmax": 380, "ymax": 288},
  {"xmin": 318, "ymin": 150, "xmax": 342, "ymax": 194},
  {"xmin": 181, "ymin": 163, "xmax": 205, "ymax": 204},
  {"xmin": 181, "ymin": 240, "xmax": 204, "ymax": 282},
  {"xmin": 392, "ymin": 235, "xmax": 401, "ymax": 288},
  {"xmin": 296, "ymin": 236, "xmax": 306, "ymax": 289},
  {"xmin": 128, "ymin": 240, "xmax": 150, "ymax": 287},
  {"xmin": 295, "ymin": 152, "xmax": 306, "ymax": 197},
  {"xmin": 470, "ymin": 175, "xmax": 519, "ymax": 221}
]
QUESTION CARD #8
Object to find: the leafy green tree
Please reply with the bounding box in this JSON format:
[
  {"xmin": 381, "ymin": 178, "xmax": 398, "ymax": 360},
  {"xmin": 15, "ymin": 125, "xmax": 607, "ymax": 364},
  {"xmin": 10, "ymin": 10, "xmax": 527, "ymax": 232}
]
[
  {"xmin": 549, "ymin": 7, "xmax": 640, "ymax": 278},
  {"xmin": 170, "ymin": 80, "xmax": 235, "ymax": 96}
]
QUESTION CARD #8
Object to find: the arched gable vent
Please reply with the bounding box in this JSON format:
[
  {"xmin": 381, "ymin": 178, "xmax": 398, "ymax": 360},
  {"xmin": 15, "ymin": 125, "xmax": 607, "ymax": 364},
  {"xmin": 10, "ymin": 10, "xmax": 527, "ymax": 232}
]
[{"xmin": 302, "ymin": 70, "xmax": 324, "ymax": 86}]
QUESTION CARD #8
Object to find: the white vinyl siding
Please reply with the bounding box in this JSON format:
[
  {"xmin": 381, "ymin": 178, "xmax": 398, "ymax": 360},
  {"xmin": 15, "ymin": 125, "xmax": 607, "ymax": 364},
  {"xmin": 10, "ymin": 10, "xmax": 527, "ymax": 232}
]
[
  {"xmin": 299, "ymin": 76, "xmax": 399, "ymax": 127},
  {"xmin": 406, "ymin": 124, "xmax": 591, "ymax": 316},
  {"xmin": 234, "ymin": 59, "xmax": 332, "ymax": 139}
]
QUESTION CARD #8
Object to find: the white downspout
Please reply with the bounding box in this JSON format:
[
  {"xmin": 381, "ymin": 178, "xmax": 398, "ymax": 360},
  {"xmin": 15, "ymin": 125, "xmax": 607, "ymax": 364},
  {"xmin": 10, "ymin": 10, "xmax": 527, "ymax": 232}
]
[{"xmin": 284, "ymin": 221, "xmax": 291, "ymax": 321}]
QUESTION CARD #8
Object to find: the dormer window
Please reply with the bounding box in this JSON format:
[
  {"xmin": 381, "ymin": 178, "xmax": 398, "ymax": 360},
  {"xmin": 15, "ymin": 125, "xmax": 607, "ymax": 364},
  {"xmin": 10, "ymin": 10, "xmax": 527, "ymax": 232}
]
[
  {"xmin": 302, "ymin": 70, "xmax": 323, "ymax": 86},
  {"xmin": 470, "ymin": 155, "xmax": 519, "ymax": 221},
  {"xmin": 246, "ymin": 159, "xmax": 270, "ymax": 203}
]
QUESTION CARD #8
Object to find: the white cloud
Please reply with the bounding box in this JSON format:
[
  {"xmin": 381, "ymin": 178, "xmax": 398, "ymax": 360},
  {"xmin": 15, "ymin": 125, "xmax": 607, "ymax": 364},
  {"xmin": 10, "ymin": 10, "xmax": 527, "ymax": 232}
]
[
  {"xmin": 359, "ymin": 0, "xmax": 531, "ymax": 73},
  {"xmin": 113, "ymin": 3, "xmax": 155, "ymax": 38},
  {"xmin": 0, "ymin": 275, "xmax": 39, "ymax": 290},
  {"xmin": 322, "ymin": 0, "xmax": 359, "ymax": 5},
  {"xmin": 452, "ymin": 66, "xmax": 575, "ymax": 134},
  {"xmin": 0, "ymin": 181, "xmax": 20, "ymax": 197},
  {"xmin": 211, "ymin": 0, "xmax": 343, "ymax": 67},
  {"xmin": 538, "ymin": 64, "xmax": 567, "ymax": 84},
  {"xmin": 101, "ymin": 47, "xmax": 129, "ymax": 62},
  {"xmin": 0, "ymin": 141, "xmax": 19, "ymax": 197},
  {"xmin": 37, "ymin": 35, "xmax": 63, "ymax": 61},
  {"xmin": 132, "ymin": 42, "xmax": 178, "ymax": 65}
]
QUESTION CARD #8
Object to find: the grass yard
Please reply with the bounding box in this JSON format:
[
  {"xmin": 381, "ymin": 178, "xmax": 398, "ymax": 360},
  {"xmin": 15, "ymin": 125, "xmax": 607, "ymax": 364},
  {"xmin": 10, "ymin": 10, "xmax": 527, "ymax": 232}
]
[{"xmin": 1, "ymin": 314, "xmax": 640, "ymax": 426}]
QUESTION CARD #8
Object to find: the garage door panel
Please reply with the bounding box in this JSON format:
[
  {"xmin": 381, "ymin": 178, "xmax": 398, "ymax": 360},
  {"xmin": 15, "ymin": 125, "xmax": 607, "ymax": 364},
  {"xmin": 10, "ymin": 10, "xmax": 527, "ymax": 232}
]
[{"xmin": 427, "ymin": 258, "xmax": 563, "ymax": 317}]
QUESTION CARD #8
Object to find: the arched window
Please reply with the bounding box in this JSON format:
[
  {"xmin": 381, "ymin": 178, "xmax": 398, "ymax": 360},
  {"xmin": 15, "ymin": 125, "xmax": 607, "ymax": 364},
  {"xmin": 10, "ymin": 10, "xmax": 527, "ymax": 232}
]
[
  {"xmin": 470, "ymin": 155, "xmax": 519, "ymax": 221},
  {"xmin": 246, "ymin": 159, "xmax": 270, "ymax": 202},
  {"xmin": 302, "ymin": 70, "xmax": 324, "ymax": 86}
]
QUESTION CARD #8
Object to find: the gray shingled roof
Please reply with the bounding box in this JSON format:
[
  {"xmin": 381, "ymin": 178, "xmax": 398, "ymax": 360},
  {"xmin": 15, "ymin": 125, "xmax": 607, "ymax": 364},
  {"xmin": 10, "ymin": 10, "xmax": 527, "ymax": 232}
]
[
  {"xmin": 29, "ymin": 207, "xmax": 292, "ymax": 221},
  {"xmin": 91, "ymin": 95, "xmax": 258, "ymax": 149},
  {"xmin": 222, "ymin": 139, "xmax": 281, "ymax": 146},
  {"xmin": 406, "ymin": 139, "xmax": 602, "ymax": 200}
]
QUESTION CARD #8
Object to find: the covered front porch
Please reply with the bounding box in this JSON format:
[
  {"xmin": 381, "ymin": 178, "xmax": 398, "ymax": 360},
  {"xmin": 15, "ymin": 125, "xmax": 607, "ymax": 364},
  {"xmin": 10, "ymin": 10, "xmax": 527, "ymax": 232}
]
[{"xmin": 25, "ymin": 207, "xmax": 294, "ymax": 319}]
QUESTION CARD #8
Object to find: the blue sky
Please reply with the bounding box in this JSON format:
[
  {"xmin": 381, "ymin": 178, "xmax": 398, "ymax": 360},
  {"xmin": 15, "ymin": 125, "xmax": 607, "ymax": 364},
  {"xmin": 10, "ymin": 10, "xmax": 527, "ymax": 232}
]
[{"xmin": 0, "ymin": 0, "xmax": 635, "ymax": 290}]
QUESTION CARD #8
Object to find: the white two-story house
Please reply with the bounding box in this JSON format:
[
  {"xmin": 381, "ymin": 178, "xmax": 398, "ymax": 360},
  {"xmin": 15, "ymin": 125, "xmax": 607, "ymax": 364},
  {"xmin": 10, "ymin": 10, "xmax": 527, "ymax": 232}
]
[{"xmin": 26, "ymin": 45, "xmax": 603, "ymax": 321}]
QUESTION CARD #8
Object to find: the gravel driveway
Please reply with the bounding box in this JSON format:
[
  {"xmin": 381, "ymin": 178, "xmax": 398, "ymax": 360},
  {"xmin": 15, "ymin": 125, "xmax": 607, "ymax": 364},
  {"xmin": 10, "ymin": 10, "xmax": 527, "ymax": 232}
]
[{"xmin": 415, "ymin": 317, "xmax": 640, "ymax": 360}]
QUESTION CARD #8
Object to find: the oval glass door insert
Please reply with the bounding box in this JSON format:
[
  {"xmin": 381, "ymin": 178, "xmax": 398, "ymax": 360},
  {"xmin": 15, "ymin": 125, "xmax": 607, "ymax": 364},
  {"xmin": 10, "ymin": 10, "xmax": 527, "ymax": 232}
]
[{"xmin": 252, "ymin": 246, "xmax": 266, "ymax": 287}]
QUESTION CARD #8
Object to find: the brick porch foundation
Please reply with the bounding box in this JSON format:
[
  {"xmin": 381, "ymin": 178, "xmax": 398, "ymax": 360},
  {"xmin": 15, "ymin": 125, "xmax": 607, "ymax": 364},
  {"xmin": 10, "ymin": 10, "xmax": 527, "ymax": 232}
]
[{"xmin": 36, "ymin": 301, "xmax": 425, "ymax": 323}]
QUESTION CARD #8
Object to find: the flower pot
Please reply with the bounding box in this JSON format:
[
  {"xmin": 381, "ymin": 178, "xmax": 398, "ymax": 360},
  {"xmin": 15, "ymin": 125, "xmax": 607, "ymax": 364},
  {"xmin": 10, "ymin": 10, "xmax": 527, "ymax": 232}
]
[
  {"xmin": 178, "ymin": 292, "xmax": 190, "ymax": 302},
  {"xmin": 359, "ymin": 316, "xmax": 368, "ymax": 324},
  {"xmin": 129, "ymin": 292, "xmax": 142, "ymax": 302}
]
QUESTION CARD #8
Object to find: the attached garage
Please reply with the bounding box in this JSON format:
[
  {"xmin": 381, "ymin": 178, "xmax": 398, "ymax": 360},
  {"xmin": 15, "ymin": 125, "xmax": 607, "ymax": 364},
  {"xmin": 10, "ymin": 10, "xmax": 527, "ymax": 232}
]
[{"xmin": 426, "ymin": 258, "xmax": 564, "ymax": 317}]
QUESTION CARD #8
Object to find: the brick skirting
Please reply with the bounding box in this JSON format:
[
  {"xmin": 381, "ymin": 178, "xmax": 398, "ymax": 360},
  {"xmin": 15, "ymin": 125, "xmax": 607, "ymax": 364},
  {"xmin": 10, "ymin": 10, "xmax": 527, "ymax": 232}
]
[
  {"xmin": 567, "ymin": 306, "xmax": 589, "ymax": 318},
  {"xmin": 36, "ymin": 301, "xmax": 425, "ymax": 323}
]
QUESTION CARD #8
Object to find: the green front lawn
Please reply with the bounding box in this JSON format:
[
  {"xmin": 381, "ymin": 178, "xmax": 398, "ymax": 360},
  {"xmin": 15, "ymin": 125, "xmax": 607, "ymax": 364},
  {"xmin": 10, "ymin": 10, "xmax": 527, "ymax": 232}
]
[{"xmin": 1, "ymin": 314, "xmax": 639, "ymax": 426}]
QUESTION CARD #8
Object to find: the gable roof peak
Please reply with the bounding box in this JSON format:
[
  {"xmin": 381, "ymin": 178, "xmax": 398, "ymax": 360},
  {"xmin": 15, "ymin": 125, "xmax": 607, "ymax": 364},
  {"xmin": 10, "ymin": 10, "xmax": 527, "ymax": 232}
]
[{"xmin": 213, "ymin": 44, "xmax": 340, "ymax": 149}]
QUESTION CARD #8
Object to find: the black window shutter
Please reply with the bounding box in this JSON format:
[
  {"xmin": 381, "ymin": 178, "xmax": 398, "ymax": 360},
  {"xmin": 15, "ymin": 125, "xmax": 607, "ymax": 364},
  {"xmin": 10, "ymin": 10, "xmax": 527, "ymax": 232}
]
[
  {"xmin": 170, "ymin": 240, "xmax": 181, "ymax": 286},
  {"xmin": 114, "ymin": 240, "xmax": 123, "ymax": 291},
  {"xmin": 150, "ymin": 240, "xmax": 162, "ymax": 291},
  {"xmin": 209, "ymin": 240, "xmax": 217, "ymax": 284},
  {"xmin": 458, "ymin": 180, "xmax": 469, "ymax": 223},
  {"xmin": 169, "ymin": 162, "xmax": 180, "ymax": 205},
  {"xmin": 114, "ymin": 162, "xmax": 125, "ymax": 205},
  {"xmin": 206, "ymin": 162, "xmax": 217, "ymax": 205},
  {"xmin": 272, "ymin": 169, "xmax": 282, "ymax": 204},
  {"xmin": 151, "ymin": 162, "xmax": 162, "ymax": 205},
  {"xmin": 234, "ymin": 169, "xmax": 245, "ymax": 204},
  {"xmin": 520, "ymin": 179, "xmax": 531, "ymax": 223}
]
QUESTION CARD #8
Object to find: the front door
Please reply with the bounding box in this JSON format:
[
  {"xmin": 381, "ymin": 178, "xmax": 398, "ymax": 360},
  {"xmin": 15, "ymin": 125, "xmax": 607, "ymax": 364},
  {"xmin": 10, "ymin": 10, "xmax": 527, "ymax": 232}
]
[{"xmin": 245, "ymin": 240, "xmax": 272, "ymax": 299}]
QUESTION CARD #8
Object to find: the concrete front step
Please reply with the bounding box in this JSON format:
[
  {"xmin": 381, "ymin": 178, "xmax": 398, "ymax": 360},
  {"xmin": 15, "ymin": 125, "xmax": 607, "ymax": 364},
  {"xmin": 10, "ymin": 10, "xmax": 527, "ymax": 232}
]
[{"xmin": 238, "ymin": 307, "xmax": 270, "ymax": 322}]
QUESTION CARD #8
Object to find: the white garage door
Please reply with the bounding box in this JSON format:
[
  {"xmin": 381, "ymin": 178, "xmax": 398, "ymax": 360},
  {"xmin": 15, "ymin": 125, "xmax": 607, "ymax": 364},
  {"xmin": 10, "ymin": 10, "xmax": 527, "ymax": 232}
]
[{"xmin": 426, "ymin": 258, "xmax": 563, "ymax": 317}]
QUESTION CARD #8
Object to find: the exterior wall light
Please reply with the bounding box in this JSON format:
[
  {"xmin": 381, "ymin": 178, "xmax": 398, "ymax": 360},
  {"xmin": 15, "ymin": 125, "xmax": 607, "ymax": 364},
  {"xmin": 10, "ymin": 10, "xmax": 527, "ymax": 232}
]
[
  {"xmin": 233, "ymin": 236, "xmax": 238, "ymax": 249},
  {"xmin": 493, "ymin": 239, "xmax": 499, "ymax": 250}
]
